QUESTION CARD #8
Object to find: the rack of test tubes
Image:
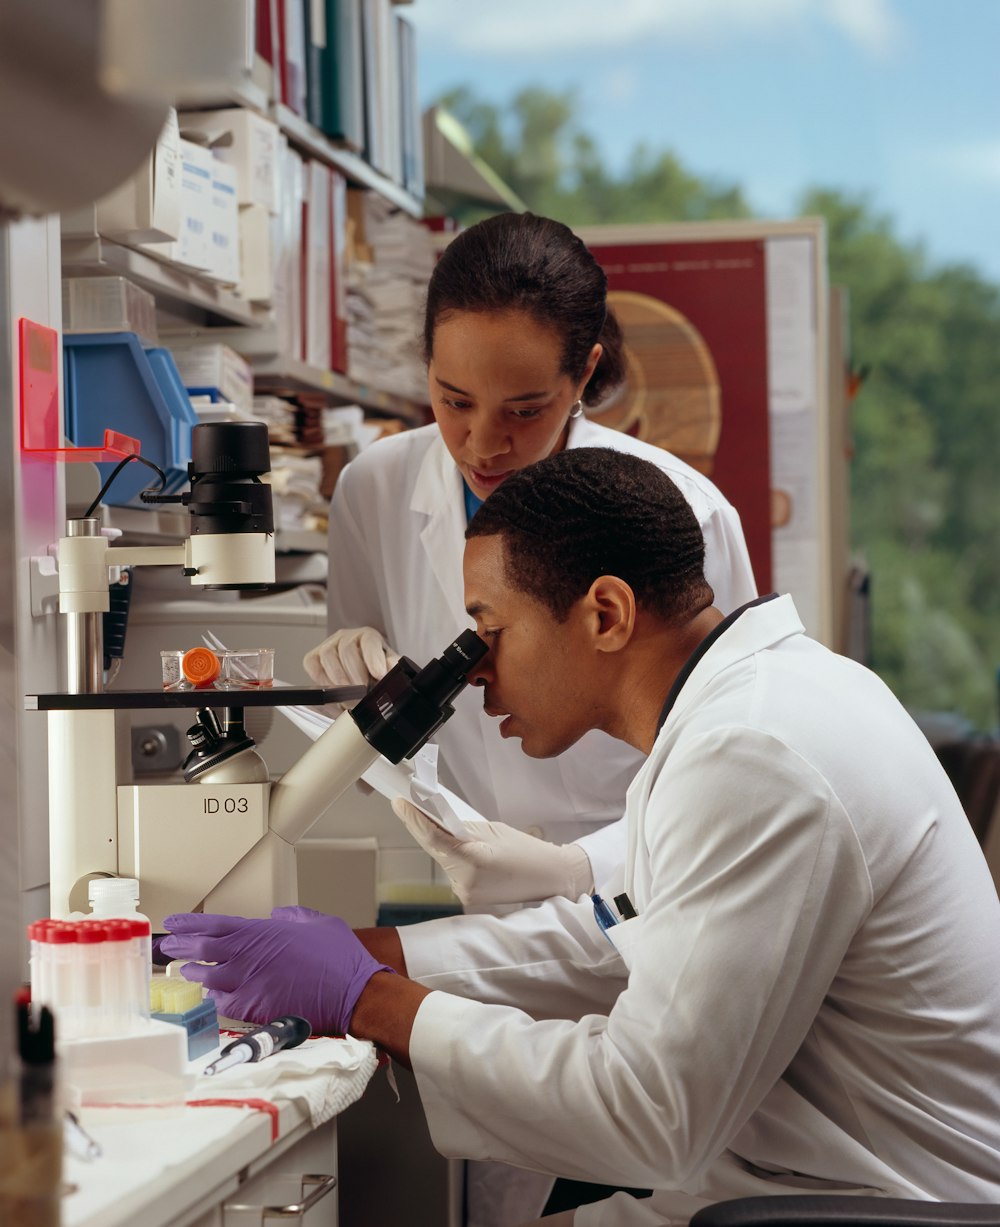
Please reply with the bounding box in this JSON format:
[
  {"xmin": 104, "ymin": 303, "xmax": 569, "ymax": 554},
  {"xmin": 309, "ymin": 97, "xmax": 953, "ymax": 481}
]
[{"xmin": 28, "ymin": 918, "xmax": 152, "ymax": 1041}]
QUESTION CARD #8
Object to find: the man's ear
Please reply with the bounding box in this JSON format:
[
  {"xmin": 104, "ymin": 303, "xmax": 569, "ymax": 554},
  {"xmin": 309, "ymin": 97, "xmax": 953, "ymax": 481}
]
[{"xmin": 585, "ymin": 576, "xmax": 636, "ymax": 653}]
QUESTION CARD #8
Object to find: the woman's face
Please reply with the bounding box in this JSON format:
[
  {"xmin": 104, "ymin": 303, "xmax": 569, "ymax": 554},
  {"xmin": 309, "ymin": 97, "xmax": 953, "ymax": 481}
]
[{"xmin": 428, "ymin": 309, "xmax": 600, "ymax": 501}]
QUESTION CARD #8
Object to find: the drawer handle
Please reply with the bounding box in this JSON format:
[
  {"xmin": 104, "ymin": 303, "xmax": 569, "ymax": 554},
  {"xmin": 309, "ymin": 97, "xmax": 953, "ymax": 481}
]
[{"xmin": 226, "ymin": 1172, "xmax": 338, "ymax": 1221}]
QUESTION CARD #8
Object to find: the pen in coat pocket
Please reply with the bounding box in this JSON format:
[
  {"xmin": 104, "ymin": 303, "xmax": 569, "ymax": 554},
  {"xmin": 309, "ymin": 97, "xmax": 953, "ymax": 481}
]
[{"xmin": 591, "ymin": 893, "xmax": 619, "ymax": 938}]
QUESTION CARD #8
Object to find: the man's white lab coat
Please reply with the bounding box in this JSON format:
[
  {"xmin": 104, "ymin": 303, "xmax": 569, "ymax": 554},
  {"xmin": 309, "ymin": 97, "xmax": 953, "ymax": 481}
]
[
  {"xmin": 402, "ymin": 596, "xmax": 1000, "ymax": 1225},
  {"xmin": 325, "ymin": 418, "xmax": 757, "ymax": 885}
]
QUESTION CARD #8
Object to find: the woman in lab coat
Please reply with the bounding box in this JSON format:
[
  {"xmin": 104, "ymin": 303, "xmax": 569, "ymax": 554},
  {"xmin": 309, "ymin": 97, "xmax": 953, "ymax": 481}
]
[{"xmin": 306, "ymin": 211, "xmax": 757, "ymax": 902}]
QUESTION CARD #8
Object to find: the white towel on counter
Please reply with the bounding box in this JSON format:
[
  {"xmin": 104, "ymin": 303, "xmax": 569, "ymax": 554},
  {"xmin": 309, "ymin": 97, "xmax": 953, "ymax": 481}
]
[{"xmin": 191, "ymin": 1034, "xmax": 379, "ymax": 1127}]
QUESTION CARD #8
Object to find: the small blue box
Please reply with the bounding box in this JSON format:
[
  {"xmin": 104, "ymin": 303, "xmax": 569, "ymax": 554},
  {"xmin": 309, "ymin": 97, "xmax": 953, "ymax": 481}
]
[{"xmin": 152, "ymin": 997, "xmax": 220, "ymax": 1061}]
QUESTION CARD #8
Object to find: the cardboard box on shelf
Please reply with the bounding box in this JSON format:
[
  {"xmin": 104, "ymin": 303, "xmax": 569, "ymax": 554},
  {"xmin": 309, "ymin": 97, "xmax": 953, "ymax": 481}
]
[
  {"xmin": 179, "ymin": 108, "xmax": 281, "ymax": 215},
  {"xmin": 174, "ymin": 139, "xmax": 214, "ymax": 272},
  {"xmin": 95, "ymin": 108, "xmax": 181, "ymax": 245},
  {"xmin": 237, "ymin": 203, "xmax": 274, "ymax": 304},
  {"xmin": 167, "ymin": 341, "xmax": 254, "ymax": 414},
  {"xmin": 206, "ymin": 160, "xmax": 240, "ymax": 286},
  {"xmin": 346, "ymin": 186, "xmax": 373, "ymax": 265}
]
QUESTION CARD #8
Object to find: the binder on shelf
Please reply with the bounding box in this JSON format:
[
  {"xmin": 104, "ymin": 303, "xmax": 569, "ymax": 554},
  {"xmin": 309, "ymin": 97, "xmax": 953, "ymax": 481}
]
[
  {"xmin": 273, "ymin": 137, "xmax": 306, "ymax": 362},
  {"xmin": 272, "ymin": 138, "xmax": 306, "ymax": 360},
  {"xmin": 397, "ymin": 11, "xmax": 423, "ymax": 201},
  {"xmin": 330, "ymin": 167, "xmax": 349, "ymax": 374},
  {"xmin": 380, "ymin": 0, "xmax": 403, "ymax": 187},
  {"xmin": 279, "ymin": 0, "xmax": 308, "ymax": 117},
  {"xmin": 256, "ymin": 0, "xmax": 282, "ymax": 83},
  {"xmin": 359, "ymin": 0, "xmax": 385, "ymax": 175},
  {"xmin": 303, "ymin": 160, "xmax": 332, "ymax": 371},
  {"xmin": 321, "ymin": 0, "xmax": 364, "ymax": 152},
  {"xmin": 303, "ymin": 0, "xmax": 326, "ymax": 131}
]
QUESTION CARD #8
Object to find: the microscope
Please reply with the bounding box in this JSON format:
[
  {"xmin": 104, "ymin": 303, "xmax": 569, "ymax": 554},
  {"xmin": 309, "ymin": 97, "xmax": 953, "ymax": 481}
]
[{"xmin": 30, "ymin": 421, "xmax": 487, "ymax": 927}]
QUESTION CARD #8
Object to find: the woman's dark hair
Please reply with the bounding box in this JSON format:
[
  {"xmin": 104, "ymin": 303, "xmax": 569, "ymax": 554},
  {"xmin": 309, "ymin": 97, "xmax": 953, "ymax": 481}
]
[
  {"xmin": 466, "ymin": 447, "xmax": 713, "ymax": 624},
  {"xmin": 423, "ymin": 212, "xmax": 626, "ymax": 406}
]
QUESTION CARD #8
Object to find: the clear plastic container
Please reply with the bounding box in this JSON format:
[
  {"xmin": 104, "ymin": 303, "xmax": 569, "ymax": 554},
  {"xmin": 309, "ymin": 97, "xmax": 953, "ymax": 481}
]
[
  {"xmin": 62, "ymin": 275, "xmax": 159, "ymax": 344},
  {"xmin": 218, "ymin": 648, "xmax": 274, "ymax": 689},
  {"xmin": 160, "ymin": 649, "xmax": 185, "ymax": 690},
  {"xmin": 88, "ymin": 877, "xmax": 152, "ymax": 1023},
  {"xmin": 161, "ymin": 646, "xmax": 274, "ymax": 689}
]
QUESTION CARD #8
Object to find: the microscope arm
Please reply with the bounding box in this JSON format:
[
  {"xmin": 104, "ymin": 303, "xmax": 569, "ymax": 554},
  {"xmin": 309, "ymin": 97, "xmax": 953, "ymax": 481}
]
[
  {"xmin": 203, "ymin": 630, "xmax": 488, "ymax": 920},
  {"xmin": 266, "ymin": 711, "xmax": 381, "ymax": 844}
]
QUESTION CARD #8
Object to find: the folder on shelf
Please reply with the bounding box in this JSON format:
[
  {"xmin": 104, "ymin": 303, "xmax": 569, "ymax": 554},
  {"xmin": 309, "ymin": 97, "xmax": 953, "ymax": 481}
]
[{"xmin": 279, "ymin": 0, "xmax": 308, "ymax": 117}]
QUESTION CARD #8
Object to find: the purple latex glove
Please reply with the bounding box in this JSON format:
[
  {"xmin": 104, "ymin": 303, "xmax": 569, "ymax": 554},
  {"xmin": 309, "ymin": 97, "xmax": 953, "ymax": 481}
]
[{"xmin": 159, "ymin": 910, "xmax": 394, "ymax": 1034}]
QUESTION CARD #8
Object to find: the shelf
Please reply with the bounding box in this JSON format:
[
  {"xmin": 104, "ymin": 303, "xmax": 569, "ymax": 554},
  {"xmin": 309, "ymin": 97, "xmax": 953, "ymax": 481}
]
[
  {"xmin": 274, "ymin": 104, "xmax": 424, "ymax": 218},
  {"xmin": 252, "ymin": 354, "xmax": 425, "ymax": 421},
  {"xmin": 175, "ymin": 71, "xmax": 271, "ymax": 122},
  {"xmin": 26, "ymin": 684, "xmax": 364, "ymax": 711},
  {"xmin": 158, "ymin": 324, "xmax": 426, "ymax": 422},
  {"xmin": 62, "ymin": 237, "xmax": 273, "ymax": 330}
]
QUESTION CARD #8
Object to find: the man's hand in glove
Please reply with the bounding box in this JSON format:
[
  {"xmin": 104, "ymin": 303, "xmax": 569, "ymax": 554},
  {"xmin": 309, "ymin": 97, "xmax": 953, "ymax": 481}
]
[
  {"xmin": 391, "ymin": 798, "xmax": 594, "ymax": 908},
  {"xmin": 159, "ymin": 909, "xmax": 395, "ymax": 1035}
]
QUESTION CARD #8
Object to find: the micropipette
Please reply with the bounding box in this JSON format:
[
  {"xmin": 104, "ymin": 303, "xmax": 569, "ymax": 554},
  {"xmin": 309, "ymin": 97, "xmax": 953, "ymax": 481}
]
[{"xmin": 202, "ymin": 1015, "xmax": 311, "ymax": 1076}]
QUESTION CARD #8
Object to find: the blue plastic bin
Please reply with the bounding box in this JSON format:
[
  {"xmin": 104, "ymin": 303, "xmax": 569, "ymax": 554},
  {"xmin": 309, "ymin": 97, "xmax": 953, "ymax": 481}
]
[{"xmin": 63, "ymin": 333, "xmax": 198, "ymax": 506}]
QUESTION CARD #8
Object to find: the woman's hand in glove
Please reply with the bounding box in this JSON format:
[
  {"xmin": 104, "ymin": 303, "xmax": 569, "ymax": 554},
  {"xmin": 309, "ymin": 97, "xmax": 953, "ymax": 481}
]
[
  {"xmin": 159, "ymin": 910, "xmax": 395, "ymax": 1034},
  {"xmin": 391, "ymin": 798, "xmax": 594, "ymax": 908},
  {"xmin": 303, "ymin": 626, "xmax": 400, "ymax": 694}
]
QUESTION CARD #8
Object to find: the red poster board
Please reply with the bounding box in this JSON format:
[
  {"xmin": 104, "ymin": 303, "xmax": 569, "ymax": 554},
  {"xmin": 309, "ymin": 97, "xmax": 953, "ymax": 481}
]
[{"xmin": 586, "ymin": 238, "xmax": 772, "ymax": 592}]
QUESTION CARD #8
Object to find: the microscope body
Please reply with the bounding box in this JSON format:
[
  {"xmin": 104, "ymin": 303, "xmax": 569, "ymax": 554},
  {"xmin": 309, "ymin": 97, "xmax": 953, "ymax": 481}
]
[{"xmin": 39, "ymin": 421, "xmax": 487, "ymax": 928}]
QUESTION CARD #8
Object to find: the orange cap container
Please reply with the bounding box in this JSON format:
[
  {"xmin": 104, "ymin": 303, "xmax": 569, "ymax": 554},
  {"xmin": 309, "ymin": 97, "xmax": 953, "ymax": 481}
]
[{"xmin": 181, "ymin": 646, "xmax": 221, "ymax": 687}]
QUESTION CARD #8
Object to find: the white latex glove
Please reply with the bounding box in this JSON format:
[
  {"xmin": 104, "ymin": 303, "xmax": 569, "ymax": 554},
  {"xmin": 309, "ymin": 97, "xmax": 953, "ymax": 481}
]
[
  {"xmin": 303, "ymin": 626, "xmax": 400, "ymax": 695},
  {"xmin": 391, "ymin": 797, "xmax": 594, "ymax": 907},
  {"xmin": 303, "ymin": 628, "xmax": 401, "ymax": 794}
]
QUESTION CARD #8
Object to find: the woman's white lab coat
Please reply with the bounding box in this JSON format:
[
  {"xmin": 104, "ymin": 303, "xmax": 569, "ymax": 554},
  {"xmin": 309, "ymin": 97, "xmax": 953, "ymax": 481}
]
[
  {"xmin": 325, "ymin": 417, "xmax": 757, "ymax": 885},
  {"xmin": 404, "ymin": 596, "xmax": 1000, "ymax": 1225}
]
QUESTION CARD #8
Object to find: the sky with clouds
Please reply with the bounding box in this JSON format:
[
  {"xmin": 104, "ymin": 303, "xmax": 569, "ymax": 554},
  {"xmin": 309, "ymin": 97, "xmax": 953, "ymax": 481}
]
[{"xmin": 407, "ymin": 0, "xmax": 1000, "ymax": 283}]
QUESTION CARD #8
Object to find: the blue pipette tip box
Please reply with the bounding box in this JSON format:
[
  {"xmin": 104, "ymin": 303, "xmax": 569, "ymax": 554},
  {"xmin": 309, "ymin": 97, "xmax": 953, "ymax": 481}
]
[{"xmin": 152, "ymin": 997, "xmax": 220, "ymax": 1061}]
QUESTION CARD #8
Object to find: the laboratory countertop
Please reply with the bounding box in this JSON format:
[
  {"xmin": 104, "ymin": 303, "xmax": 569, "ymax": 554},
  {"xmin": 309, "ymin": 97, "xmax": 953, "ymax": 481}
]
[{"xmin": 61, "ymin": 1035, "xmax": 379, "ymax": 1227}]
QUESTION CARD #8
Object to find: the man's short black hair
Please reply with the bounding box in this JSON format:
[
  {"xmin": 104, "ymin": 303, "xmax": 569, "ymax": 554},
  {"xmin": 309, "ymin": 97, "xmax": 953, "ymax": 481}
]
[{"xmin": 466, "ymin": 447, "xmax": 714, "ymax": 623}]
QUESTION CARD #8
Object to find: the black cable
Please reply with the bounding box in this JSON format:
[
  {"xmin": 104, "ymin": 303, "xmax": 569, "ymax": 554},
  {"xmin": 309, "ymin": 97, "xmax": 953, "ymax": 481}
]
[{"xmin": 83, "ymin": 453, "xmax": 169, "ymax": 519}]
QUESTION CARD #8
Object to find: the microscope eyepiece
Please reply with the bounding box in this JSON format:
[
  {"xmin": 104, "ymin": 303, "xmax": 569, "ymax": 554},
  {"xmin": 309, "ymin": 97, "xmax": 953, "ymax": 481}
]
[{"xmin": 349, "ymin": 629, "xmax": 488, "ymax": 764}]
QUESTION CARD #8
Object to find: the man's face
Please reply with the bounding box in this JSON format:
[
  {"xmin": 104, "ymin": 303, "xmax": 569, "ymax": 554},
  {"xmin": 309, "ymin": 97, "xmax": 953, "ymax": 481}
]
[{"xmin": 463, "ymin": 534, "xmax": 599, "ymax": 758}]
